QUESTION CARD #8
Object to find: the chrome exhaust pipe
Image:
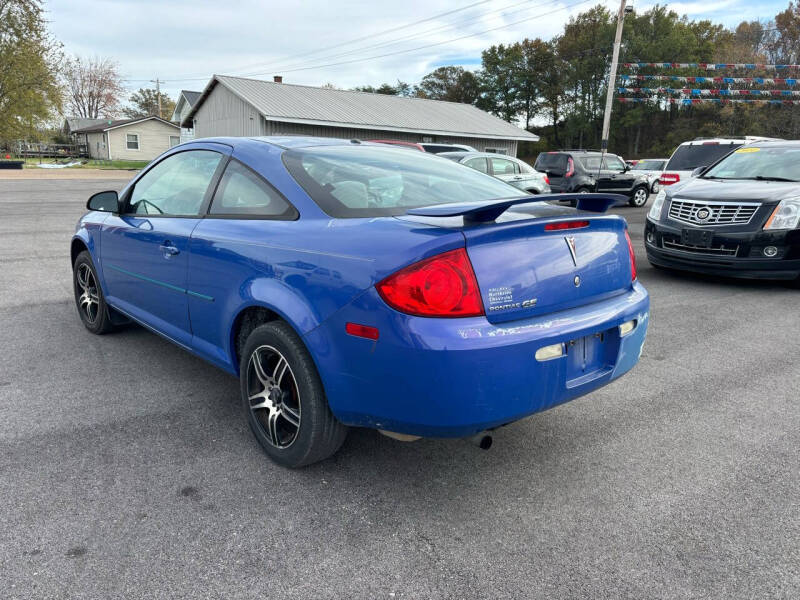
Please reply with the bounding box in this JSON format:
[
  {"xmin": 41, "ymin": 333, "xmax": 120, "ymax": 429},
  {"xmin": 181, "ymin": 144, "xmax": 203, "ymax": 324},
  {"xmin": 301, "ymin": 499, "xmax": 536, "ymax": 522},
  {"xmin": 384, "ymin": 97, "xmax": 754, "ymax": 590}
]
[{"xmin": 469, "ymin": 432, "xmax": 493, "ymax": 450}]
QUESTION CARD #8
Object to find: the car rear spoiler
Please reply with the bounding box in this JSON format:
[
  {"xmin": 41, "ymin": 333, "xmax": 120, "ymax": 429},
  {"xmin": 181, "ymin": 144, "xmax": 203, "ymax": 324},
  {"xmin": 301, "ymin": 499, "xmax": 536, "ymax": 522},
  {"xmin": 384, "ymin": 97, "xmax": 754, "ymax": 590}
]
[{"xmin": 407, "ymin": 193, "xmax": 629, "ymax": 224}]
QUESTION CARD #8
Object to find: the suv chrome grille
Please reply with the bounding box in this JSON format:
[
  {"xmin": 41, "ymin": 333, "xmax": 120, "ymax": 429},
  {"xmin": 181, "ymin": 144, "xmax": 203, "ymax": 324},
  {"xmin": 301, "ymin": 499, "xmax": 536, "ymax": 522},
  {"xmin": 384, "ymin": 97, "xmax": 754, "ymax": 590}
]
[{"xmin": 668, "ymin": 199, "xmax": 760, "ymax": 226}]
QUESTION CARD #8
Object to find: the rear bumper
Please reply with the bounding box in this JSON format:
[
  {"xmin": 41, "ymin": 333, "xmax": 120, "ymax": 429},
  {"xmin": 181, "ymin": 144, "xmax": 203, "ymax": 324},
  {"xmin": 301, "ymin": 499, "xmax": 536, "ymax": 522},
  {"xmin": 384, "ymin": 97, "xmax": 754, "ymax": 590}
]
[
  {"xmin": 645, "ymin": 219, "xmax": 800, "ymax": 280},
  {"xmin": 304, "ymin": 283, "xmax": 649, "ymax": 438}
]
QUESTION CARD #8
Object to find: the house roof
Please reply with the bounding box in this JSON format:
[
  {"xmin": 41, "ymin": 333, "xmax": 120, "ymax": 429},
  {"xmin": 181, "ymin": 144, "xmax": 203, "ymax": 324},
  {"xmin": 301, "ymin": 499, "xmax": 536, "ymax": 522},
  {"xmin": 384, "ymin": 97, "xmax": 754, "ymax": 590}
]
[
  {"xmin": 184, "ymin": 75, "xmax": 539, "ymax": 142},
  {"xmin": 181, "ymin": 90, "xmax": 202, "ymax": 107},
  {"xmin": 171, "ymin": 90, "xmax": 203, "ymax": 122},
  {"xmin": 71, "ymin": 115, "xmax": 180, "ymax": 134},
  {"xmin": 65, "ymin": 117, "xmax": 107, "ymax": 133}
]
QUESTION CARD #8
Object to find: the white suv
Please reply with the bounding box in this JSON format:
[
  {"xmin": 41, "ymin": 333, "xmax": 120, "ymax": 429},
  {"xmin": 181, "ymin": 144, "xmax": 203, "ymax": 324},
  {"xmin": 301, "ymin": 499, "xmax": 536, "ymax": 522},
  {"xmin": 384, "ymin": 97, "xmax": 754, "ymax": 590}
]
[{"xmin": 660, "ymin": 136, "xmax": 780, "ymax": 188}]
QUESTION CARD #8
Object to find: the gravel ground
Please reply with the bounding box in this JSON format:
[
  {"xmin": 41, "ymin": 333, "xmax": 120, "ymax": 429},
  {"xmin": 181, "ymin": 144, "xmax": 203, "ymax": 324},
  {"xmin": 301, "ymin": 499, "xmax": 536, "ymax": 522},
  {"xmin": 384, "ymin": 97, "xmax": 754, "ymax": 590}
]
[{"xmin": 0, "ymin": 178, "xmax": 797, "ymax": 599}]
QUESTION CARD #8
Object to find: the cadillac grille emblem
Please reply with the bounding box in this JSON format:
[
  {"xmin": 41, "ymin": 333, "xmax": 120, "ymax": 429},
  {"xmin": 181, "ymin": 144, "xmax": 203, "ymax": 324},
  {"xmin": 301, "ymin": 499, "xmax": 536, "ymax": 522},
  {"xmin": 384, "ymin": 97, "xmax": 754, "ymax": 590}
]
[
  {"xmin": 565, "ymin": 236, "xmax": 578, "ymax": 266},
  {"xmin": 694, "ymin": 207, "xmax": 712, "ymax": 223}
]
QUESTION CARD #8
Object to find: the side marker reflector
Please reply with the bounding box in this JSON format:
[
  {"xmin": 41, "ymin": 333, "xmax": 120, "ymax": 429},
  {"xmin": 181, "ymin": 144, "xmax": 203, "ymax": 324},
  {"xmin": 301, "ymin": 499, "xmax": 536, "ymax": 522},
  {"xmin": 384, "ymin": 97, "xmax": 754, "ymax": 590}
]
[{"xmin": 346, "ymin": 323, "xmax": 379, "ymax": 340}]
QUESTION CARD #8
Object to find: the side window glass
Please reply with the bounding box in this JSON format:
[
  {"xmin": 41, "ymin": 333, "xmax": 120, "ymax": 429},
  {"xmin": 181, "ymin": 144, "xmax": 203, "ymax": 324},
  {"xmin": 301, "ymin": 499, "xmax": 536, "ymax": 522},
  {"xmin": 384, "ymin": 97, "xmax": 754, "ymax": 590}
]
[
  {"xmin": 603, "ymin": 157, "xmax": 626, "ymax": 172},
  {"xmin": 128, "ymin": 150, "xmax": 222, "ymax": 216},
  {"xmin": 209, "ymin": 160, "xmax": 297, "ymax": 218},
  {"xmin": 490, "ymin": 158, "xmax": 517, "ymax": 175},
  {"xmin": 465, "ymin": 157, "xmax": 488, "ymax": 173}
]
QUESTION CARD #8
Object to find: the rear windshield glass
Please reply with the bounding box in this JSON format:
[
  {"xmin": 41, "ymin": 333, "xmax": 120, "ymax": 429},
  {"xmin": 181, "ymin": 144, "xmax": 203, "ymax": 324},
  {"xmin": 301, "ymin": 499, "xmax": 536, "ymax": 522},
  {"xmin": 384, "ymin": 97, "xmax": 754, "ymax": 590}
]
[
  {"xmin": 665, "ymin": 143, "xmax": 741, "ymax": 171},
  {"xmin": 534, "ymin": 153, "xmax": 567, "ymax": 170},
  {"xmin": 703, "ymin": 146, "xmax": 800, "ymax": 181},
  {"xmin": 634, "ymin": 159, "xmax": 666, "ymax": 170},
  {"xmin": 421, "ymin": 144, "xmax": 465, "ymax": 154},
  {"xmin": 282, "ymin": 146, "xmax": 524, "ymax": 218}
]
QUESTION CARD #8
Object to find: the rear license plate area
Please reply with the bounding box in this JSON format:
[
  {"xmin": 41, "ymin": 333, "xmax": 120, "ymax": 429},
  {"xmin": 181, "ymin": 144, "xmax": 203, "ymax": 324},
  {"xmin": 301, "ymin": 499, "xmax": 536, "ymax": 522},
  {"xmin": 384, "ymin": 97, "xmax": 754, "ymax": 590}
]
[
  {"xmin": 681, "ymin": 228, "xmax": 713, "ymax": 247},
  {"xmin": 565, "ymin": 331, "xmax": 616, "ymax": 388}
]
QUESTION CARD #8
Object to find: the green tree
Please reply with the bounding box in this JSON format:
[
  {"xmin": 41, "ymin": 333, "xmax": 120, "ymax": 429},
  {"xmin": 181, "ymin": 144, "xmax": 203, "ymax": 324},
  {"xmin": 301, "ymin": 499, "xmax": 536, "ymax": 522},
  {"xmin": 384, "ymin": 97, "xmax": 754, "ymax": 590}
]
[
  {"xmin": 353, "ymin": 80, "xmax": 414, "ymax": 96},
  {"xmin": 0, "ymin": 0, "xmax": 62, "ymax": 142},
  {"xmin": 773, "ymin": 1, "xmax": 800, "ymax": 63},
  {"xmin": 416, "ymin": 66, "xmax": 480, "ymax": 103},
  {"xmin": 478, "ymin": 44, "xmax": 523, "ymax": 121},
  {"xmin": 122, "ymin": 88, "xmax": 176, "ymax": 120}
]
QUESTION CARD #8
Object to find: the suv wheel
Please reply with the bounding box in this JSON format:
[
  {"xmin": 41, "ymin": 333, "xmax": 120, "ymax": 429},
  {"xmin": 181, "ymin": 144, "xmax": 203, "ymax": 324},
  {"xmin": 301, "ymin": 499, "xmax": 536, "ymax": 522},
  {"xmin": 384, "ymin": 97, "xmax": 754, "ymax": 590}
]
[
  {"xmin": 629, "ymin": 185, "xmax": 649, "ymax": 207},
  {"xmin": 650, "ymin": 180, "xmax": 660, "ymax": 194},
  {"xmin": 240, "ymin": 321, "xmax": 348, "ymax": 468}
]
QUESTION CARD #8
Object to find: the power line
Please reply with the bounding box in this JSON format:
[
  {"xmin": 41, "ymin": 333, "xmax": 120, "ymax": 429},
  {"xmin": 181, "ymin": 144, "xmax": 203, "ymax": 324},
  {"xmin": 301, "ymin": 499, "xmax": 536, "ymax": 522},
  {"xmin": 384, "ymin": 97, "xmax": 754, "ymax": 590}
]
[
  {"xmin": 230, "ymin": 0, "xmax": 545, "ymax": 78},
  {"xmin": 175, "ymin": 0, "xmax": 493, "ymax": 81},
  {"xmin": 239, "ymin": 0, "xmax": 595, "ymax": 79}
]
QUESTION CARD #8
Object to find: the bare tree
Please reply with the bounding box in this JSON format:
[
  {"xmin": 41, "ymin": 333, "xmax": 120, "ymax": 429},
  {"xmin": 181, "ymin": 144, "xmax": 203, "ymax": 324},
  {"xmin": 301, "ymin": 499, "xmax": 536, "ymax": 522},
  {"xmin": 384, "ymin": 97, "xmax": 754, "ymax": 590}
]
[{"xmin": 62, "ymin": 55, "xmax": 124, "ymax": 118}]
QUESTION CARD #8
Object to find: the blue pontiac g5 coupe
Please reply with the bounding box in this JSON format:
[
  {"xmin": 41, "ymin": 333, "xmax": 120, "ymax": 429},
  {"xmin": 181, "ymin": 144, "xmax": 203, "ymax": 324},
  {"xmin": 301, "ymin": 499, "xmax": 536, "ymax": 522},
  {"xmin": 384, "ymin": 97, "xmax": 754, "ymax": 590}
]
[{"xmin": 72, "ymin": 137, "xmax": 649, "ymax": 467}]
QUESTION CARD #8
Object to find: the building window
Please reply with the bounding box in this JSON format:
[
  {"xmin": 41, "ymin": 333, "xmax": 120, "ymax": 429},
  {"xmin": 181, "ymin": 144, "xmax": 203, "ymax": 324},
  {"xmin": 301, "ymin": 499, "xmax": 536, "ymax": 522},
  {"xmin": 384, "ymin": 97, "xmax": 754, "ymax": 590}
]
[
  {"xmin": 126, "ymin": 134, "xmax": 139, "ymax": 150},
  {"xmin": 484, "ymin": 147, "xmax": 508, "ymax": 155},
  {"xmin": 169, "ymin": 135, "xmax": 180, "ymax": 148}
]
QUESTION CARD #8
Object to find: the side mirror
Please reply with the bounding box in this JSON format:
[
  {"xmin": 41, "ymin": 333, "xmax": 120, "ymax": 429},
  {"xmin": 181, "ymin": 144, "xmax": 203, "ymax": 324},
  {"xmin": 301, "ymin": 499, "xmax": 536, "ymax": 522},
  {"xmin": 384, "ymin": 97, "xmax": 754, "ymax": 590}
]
[
  {"xmin": 623, "ymin": 164, "xmax": 631, "ymax": 172},
  {"xmin": 691, "ymin": 166, "xmax": 708, "ymax": 177},
  {"xmin": 87, "ymin": 190, "xmax": 119, "ymax": 212}
]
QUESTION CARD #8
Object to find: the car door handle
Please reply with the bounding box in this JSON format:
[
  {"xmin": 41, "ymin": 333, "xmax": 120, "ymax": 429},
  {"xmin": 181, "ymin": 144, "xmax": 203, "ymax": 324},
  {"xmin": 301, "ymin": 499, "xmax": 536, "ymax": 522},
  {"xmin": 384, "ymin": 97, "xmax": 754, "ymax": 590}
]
[{"xmin": 159, "ymin": 242, "xmax": 180, "ymax": 256}]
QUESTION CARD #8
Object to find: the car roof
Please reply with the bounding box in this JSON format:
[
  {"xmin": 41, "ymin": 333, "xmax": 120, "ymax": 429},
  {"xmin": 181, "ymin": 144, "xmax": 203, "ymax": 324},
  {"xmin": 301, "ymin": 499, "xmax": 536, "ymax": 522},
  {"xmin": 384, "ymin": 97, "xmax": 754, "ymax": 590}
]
[
  {"xmin": 748, "ymin": 140, "xmax": 800, "ymax": 147},
  {"xmin": 438, "ymin": 151, "xmax": 515, "ymax": 159},
  {"xmin": 677, "ymin": 136, "xmax": 781, "ymax": 146},
  {"xmin": 540, "ymin": 150, "xmax": 618, "ymax": 157}
]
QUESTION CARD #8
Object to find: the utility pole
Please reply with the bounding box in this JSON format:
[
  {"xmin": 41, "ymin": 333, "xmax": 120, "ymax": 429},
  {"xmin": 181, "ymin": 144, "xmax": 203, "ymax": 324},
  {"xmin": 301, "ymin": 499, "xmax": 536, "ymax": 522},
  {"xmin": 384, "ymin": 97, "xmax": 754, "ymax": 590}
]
[
  {"xmin": 150, "ymin": 78, "xmax": 164, "ymax": 119},
  {"xmin": 600, "ymin": 0, "xmax": 631, "ymax": 157}
]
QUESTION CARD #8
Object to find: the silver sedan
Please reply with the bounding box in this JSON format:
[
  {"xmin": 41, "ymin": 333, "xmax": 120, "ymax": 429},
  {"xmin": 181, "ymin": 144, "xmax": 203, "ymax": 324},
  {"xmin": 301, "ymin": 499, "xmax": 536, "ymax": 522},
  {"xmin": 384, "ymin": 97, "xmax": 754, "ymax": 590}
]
[{"xmin": 438, "ymin": 151, "xmax": 551, "ymax": 194}]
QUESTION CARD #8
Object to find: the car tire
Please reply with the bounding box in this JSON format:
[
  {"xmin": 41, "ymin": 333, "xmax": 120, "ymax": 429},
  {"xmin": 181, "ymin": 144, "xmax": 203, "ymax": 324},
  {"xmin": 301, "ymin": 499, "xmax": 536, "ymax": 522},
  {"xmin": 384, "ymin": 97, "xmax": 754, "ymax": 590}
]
[
  {"xmin": 73, "ymin": 250, "xmax": 115, "ymax": 335},
  {"xmin": 240, "ymin": 321, "xmax": 348, "ymax": 468},
  {"xmin": 629, "ymin": 185, "xmax": 649, "ymax": 207},
  {"xmin": 650, "ymin": 180, "xmax": 660, "ymax": 194}
]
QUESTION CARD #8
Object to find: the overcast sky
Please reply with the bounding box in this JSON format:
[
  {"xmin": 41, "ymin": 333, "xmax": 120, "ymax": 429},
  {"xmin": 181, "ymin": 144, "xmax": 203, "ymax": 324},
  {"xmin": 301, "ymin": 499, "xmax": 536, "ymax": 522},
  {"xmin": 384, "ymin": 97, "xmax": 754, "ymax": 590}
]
[{"xmin": 47, "ymin": 0, "xmax": 788, "ymax": 101}]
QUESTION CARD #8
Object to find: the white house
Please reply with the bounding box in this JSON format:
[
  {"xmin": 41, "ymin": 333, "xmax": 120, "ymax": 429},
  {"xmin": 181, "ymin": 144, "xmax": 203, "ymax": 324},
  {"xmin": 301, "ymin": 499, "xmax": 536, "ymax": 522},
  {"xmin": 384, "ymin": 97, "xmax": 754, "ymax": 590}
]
[{"xmin": 71, "ymin": 116, "xmax": 181, "ymax": 161}]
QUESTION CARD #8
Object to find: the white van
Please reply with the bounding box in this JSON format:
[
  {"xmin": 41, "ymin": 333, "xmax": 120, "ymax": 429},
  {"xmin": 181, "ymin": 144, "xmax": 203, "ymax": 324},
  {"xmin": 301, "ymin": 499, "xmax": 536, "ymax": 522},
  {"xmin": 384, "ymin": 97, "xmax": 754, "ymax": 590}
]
[{"xmin": 660, "ymin": 137, "xmax": 779, "ymax": 187}]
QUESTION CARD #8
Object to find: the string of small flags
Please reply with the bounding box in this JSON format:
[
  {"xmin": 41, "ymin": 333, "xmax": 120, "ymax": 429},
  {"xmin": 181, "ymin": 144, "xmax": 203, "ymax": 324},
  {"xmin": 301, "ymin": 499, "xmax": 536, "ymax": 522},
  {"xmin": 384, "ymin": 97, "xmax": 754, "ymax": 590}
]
[
  {"xmin": 617, "ymin": 87, "xmax": 800, "ymax": 96},
  {"xmin": 623, "ymin": 63, "xmax": 800, "ymax": 70},
  {"xmin": 617, "ymin": 97, "xmax": 800, "ymax": 105},
  {"xmin": 619, "ymin": 74, "xmax": 799, "ymax": 85}
]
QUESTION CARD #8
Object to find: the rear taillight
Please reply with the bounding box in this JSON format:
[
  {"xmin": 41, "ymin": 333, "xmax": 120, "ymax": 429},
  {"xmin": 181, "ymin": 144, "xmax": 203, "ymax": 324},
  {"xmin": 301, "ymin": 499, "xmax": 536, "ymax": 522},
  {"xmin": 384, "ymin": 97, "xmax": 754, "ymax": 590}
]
[
  {"xmin": 624, "ymin": 229, "xmax": 637, "ymax": 281},
  {"xmin": 660, "ymin": 173, "xmax": 680, "ymax": 185},
  {"xmin": 565, "ymin": 157, "xmax": 575, "ymax": 178},
  {"xmin": 376, "ymin": 248, "xmax": 484, "ymax": 317},
  {"xmin": 544, "ymin": 220, "xmax": 590, "ymax": 231}
]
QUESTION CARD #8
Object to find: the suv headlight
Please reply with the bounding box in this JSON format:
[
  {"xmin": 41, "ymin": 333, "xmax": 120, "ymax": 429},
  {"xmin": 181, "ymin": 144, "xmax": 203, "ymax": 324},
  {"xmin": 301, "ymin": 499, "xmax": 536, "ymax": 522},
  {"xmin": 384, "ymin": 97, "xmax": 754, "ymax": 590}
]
[
  {"xmin": 764, "ymin": 197, "xmax": 800, "ymax": 230},
  {"xmin": 648, "ymin": 190, "xmax": 666, "ymax": 220}
]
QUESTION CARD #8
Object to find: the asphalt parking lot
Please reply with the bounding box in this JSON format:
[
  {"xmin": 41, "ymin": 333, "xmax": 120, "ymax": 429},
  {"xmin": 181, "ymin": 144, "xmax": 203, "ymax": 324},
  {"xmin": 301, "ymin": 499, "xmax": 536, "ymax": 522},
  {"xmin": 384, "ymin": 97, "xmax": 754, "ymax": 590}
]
[{"xmin": 1, "ymin": 178, "xmax": 798, "ymax": 599}]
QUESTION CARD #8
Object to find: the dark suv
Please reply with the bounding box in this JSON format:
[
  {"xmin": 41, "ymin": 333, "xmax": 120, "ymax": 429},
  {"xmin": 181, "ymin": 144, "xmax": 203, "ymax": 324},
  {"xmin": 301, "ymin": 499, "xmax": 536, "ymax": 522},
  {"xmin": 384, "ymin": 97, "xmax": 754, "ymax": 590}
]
[
  {"xmin": 645, "ymin": 140, "xmax": 800, "ymax": 282},
  {"xmin": 534, "ymin": 150, "xmax": 651, "ymax": 207}
]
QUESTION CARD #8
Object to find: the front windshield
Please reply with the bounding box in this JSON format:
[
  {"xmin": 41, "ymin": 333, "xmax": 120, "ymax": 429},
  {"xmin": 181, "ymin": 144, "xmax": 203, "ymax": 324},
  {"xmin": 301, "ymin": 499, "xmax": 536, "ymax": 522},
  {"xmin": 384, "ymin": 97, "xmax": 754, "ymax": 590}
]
[
  {"xmin": 703, "ymin": 146, "xmax": 800, "ymax": 181},
  {"xmin": 283, "ymin": 145, "xmax": 525, "ymax": 218},
  {"xmin": 634, "ymin": 159, "xmax": 665, "ymax": 171}
]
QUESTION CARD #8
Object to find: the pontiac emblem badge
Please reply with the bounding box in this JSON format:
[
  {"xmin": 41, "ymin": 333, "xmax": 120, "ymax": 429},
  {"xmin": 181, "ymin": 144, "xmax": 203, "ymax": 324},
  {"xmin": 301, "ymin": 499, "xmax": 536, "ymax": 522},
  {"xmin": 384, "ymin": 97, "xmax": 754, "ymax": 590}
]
[{"xmin": 565, "ymin": 236, "xmax": 578, "ymax": 266}]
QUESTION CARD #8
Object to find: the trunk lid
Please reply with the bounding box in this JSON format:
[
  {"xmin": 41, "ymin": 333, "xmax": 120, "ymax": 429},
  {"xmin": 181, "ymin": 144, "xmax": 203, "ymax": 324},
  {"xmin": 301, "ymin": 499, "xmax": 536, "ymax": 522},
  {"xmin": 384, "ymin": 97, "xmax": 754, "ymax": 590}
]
[{"xmin": 463, "ymin": 215, "xmax": 633, "ymax": 323}]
